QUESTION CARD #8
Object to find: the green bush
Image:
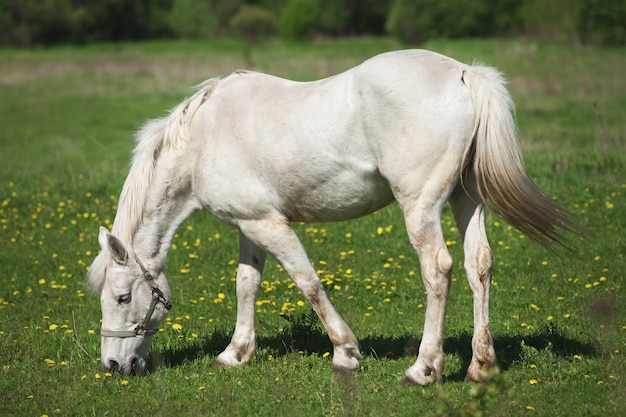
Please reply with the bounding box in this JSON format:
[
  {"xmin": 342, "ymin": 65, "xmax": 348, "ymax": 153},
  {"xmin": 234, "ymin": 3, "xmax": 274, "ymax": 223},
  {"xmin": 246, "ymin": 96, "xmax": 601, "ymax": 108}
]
[
  {"xmin": 168, "ymin": 0, "xmax": 217, "ymax": 39},
  {"xmin": 0, "ymin": 0, "xmax": 172, "ymax": 46},
  {"xmin": 278, "ymin": 0, "xmax": 317, "ymax": 40},
  {"xmin": 517, "ymin": 0, "xmax": 580, "ymax": 40},
  {"xmin": 230, "ymin": 4, "xmax": 277, "ymax": 43},
  {"xmin": 314, "ymin": 0, "xmax": 350, "ymax": 36},
  {"xmin": 0, "ymin": 0, "xmax": 81, "ymax": 46},
  {"xmin": 313, "ymin": 0, "xmax": 392, "ymax": 36},
  {"xmin": 386, "ymin": 0, "xmax": 521, "ymax": 44},
  {"xmin": 577, "ymin": 0, "xmax": 626, "ymax": 46}
]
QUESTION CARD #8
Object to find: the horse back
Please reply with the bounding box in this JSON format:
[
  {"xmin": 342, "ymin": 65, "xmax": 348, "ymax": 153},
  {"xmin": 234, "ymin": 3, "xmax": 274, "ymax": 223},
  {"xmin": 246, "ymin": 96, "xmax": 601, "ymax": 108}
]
[{"xmin": 188, "ymin": 51, "xmax": 474, "ymax": 224}]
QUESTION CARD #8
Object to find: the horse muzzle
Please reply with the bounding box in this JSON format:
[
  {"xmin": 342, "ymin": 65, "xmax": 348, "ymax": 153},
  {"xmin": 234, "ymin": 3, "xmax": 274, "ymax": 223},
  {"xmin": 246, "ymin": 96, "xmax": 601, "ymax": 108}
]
[{"xmin": 105, "ymin": 355, "xmax": 147, "ymax": 376}]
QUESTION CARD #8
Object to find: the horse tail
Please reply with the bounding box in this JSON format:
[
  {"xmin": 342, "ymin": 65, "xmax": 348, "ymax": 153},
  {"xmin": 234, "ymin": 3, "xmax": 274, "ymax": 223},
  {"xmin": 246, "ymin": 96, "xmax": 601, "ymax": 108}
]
[
  {"xmin": 461, "ymin": 65, "xmax": 582, "ymax": 250},
  {"xmin": 112, "ymin": 78, "xmax": 219, "ymax": 244}
]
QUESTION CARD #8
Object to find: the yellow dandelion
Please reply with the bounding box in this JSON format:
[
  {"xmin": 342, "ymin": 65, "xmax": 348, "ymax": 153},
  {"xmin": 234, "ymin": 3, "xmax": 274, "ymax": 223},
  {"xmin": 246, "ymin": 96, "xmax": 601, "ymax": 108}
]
[
  {"xmin": 322, "ymin": 352, "xmax": 330, "ymax": 358},
  {"xmin": 172, "ymin": 323, "xmax": 183, "ymax": 331},
  {"xmin": 121, "ymin": 380, "xmax": 129, "ymax": 386},
  {"xmin": 529, "ymin": 378, "xmax": 538, "ymax": 385}
]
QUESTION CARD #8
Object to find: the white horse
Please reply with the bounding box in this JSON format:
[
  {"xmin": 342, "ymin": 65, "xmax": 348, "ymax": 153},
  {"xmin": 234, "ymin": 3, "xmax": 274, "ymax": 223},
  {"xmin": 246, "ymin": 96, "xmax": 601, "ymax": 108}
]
[{"xmin": 87, "ymin": 49, "xmax": 578, "ymax": 385}]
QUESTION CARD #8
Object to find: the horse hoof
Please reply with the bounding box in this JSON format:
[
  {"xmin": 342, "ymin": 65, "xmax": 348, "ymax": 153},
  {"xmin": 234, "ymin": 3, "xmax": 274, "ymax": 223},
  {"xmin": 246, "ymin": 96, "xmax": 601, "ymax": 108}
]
[
  {"xmin": 331, "ymin": 364, "xmax": 358, "ymax": 374},
  {"xmin": 211, "ymin": 360, "xmax": 226, "ymax": 369},
  {"xmin": 401, "ymin": 375, "xmax": 421, "ymax": 386}
]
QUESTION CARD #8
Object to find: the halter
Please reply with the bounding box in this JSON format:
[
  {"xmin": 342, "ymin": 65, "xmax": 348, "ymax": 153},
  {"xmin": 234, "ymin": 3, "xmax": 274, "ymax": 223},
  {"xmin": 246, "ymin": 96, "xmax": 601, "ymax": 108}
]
[{"xmin": 100, "ymin": 257, "xmax": 173, "ymax": 338}]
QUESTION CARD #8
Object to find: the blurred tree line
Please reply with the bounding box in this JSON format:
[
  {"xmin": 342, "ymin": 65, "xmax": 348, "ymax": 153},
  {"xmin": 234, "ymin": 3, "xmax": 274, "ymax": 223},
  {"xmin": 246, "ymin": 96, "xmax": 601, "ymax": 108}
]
[{"xmin": 0, "ymin": 0, "xmax": 623, "ymax": 47}]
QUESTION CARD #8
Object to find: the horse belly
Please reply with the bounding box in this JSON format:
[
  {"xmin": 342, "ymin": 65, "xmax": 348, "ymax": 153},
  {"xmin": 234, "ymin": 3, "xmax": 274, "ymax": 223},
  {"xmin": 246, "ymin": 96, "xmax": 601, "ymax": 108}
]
[{"xmin": 282, "ymin": 167, "xmax": 394, "ymax": 223}]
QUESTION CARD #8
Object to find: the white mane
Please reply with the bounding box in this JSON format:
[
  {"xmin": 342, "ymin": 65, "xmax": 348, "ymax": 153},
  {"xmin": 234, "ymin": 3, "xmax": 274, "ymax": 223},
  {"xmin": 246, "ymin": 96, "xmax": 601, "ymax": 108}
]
[
  {"xmin": 113, "ymin": 77, "xmax": 220, "ymax": 245},
  {"xmin": 87, "ymin": 77, "xmax": 221, "ymax": 293}
]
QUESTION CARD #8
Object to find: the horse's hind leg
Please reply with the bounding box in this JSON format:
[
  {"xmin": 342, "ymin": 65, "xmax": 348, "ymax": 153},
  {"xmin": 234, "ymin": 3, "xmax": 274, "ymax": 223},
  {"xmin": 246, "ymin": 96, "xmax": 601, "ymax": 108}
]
[
  {"xmin": 450, "ymin": 181, "xmax": 497, "ymax": 381},
  {"xmin": 236, "ymin": 214, "xmax": 360, "ymax": 371},
  {"xmin": 399, "ymin": 196, "xmax": 453, "ymax": 386},
  {"xmin": 214, "ymin": 231, "xmax": 267, "ymax": 367}
]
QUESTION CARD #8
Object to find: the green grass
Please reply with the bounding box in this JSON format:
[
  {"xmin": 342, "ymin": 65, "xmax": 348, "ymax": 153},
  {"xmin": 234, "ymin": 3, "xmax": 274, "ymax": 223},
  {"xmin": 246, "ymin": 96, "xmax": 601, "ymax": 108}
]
[{"xmin": 1, "ymin": 37, "xmax": 625, "ymax": 416}]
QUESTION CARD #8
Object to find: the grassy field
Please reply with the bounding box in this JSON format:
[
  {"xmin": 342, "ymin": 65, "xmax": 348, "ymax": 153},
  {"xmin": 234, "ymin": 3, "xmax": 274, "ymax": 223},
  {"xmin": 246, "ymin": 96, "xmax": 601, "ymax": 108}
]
[{"xmin": 1, "ymin": 37, "xmax": 624, "ymax": 416}]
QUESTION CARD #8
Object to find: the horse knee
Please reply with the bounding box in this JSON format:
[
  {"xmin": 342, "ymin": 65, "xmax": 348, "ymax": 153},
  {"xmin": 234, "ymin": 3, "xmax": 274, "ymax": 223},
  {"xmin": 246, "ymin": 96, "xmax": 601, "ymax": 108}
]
[
  {"xmin": 465, "ymin": 246, "xmax": 492, "ymax": 289},
  {"xmin": 476, "ymin": 246, "xmax": 493, "ymax": 282},
  {"xmin": 424, "ymin": 248, "xmax": 453, "ymax": 297},
  {"xmin": 437, "ymin": 247, "xmax": 454, "ymax": 276}
]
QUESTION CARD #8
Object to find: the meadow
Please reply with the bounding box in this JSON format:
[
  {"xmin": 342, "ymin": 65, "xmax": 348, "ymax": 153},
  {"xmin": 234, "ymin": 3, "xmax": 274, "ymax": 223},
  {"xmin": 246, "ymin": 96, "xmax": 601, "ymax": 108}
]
[{"xmin": 1, "ymin": 37, "xmax": 624, "ymax": 416}]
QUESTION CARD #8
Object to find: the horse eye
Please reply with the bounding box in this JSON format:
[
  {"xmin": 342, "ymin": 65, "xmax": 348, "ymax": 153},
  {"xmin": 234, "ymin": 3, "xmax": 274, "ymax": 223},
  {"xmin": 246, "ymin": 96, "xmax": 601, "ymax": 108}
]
[{"xmin": 117, "ymin": 294, "xmax": 131, "ymax": 304}]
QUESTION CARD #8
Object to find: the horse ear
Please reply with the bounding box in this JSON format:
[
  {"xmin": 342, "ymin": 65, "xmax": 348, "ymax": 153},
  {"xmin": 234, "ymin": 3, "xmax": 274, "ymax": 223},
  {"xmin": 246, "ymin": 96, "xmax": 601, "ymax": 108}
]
[{"xmin": 98, "ymin": 226, "xmax": 129, "ymax": 265}]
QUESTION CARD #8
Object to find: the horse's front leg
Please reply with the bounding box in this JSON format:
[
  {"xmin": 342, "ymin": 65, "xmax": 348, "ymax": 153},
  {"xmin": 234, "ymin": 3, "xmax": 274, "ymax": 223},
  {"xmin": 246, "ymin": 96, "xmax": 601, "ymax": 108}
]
[
  {"xmin": 213, "ymin": 231, "xmax": 266, "ymax": 367},
  {"xmin": 237, "ymin": 215, "xmax": 361, "ymax": 372}
]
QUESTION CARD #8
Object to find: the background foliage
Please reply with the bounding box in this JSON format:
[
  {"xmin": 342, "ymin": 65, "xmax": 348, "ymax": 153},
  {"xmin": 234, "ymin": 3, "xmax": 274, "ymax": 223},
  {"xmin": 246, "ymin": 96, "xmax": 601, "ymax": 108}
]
[{"xmin": 0, "ymin": 0, "xmax": 624, "ymax": 46}]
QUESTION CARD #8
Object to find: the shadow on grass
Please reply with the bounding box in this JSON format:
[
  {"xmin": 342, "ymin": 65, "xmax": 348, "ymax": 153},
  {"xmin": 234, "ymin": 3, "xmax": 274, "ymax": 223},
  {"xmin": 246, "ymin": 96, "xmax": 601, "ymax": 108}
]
[{"xmin": 156, "ymin": 312, "xmax": 597, "ymax": 381}]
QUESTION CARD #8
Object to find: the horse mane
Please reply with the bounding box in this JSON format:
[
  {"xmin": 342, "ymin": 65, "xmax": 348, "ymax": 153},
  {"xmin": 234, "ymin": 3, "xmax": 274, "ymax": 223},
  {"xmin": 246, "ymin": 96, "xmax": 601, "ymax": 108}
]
[
  {"xmin": 87, "ymin": 77, "xmax": 221, "ymax": 293},
  {"xmin": 112, "ymin": 77, "xmax": 220, "ymax": 245}
]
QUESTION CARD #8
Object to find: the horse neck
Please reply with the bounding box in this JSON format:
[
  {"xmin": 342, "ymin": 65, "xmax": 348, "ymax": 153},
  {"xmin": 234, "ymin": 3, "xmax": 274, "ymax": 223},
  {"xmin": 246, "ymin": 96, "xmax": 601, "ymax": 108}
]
[
  {"xmin": 132, "ymin": 195, "xmax": 197, "ymax": 271},
  {"xmin": 114, "ymin": 157, "xmax": 199, "ymax": 273},
  {"xmin": 110, "ymin": 83, "xmax": 213, "ymax": 272}
]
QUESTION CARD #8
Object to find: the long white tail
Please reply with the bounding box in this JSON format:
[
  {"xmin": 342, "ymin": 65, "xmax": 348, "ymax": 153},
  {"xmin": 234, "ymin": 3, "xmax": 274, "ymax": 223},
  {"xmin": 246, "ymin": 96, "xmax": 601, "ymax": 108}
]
[{"xmin": 462, "ymin": 65, "xmax": 582, "ymax": 249}]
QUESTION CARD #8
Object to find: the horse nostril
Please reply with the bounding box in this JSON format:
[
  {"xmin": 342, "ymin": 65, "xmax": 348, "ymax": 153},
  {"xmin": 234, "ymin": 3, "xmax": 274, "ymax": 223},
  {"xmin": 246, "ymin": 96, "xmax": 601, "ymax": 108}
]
[{"xmin": 108, "ymin": 360, "xmax": 120, "ymax": 373}]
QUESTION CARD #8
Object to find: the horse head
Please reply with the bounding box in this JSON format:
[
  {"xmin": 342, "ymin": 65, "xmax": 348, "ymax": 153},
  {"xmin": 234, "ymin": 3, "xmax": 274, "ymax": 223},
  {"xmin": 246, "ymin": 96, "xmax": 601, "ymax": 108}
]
[{"xmin": 89, "ymin": 227, "xmax": 172, "ymax": 375}]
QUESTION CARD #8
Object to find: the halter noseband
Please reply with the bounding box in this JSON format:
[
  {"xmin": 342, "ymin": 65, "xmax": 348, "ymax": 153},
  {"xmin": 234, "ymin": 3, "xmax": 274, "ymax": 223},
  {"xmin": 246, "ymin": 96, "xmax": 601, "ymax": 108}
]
[{"xmin": 100, "ymin": 257, "xmax": 173, "ymax": 338}]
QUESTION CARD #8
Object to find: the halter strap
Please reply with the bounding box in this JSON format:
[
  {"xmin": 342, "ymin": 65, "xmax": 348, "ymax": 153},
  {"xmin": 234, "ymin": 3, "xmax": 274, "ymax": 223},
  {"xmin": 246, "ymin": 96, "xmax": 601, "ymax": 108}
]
[{"xmin": 100, "ymin": 256, "xmax": 172, "ymax": 338}]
